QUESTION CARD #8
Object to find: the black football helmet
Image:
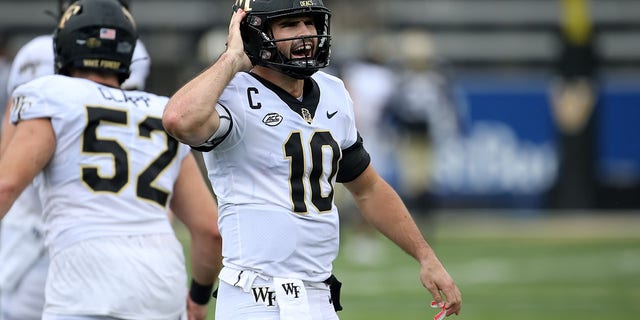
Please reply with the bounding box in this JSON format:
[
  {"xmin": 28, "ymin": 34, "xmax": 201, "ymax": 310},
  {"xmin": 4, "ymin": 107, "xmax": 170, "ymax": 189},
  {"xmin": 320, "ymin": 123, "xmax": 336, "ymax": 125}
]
[
  {"xmin": 54, "ymin": 0, "xmax": 137, "ymax": 84},
  {"xmin": 233, "ymin": 0, "xmax": 331, "ymax": 79}
]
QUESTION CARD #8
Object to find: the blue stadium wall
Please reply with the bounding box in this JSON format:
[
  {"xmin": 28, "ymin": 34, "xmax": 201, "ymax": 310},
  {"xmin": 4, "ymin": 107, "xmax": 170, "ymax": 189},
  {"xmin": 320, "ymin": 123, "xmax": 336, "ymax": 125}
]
[{"xmin": 428, "ymin": 73, "xmax": 640, "ymax": 210}]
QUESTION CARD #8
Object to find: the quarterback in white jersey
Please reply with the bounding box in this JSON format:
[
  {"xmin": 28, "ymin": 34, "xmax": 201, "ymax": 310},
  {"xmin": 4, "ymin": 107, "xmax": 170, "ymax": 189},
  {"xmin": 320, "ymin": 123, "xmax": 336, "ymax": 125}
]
[
  {"xmin": 0, "ymin": 1, "xmax": 221, "ymax": 319},
  {"xmin": 163, "ymin": 1, "xmax": 462, "ymax": 320},
  {"xmin": 202, "ymin": 71, "xmax": 358, "ymax": 281},
  {"xmin": 0, "ymin": 4, "xmax": 150, "ymax": 320}
]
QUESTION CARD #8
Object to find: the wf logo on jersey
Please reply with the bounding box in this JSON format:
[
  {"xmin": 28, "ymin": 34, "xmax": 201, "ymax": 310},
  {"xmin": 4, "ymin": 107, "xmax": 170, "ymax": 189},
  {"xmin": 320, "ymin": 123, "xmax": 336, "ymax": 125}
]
[
  {"xmin": 280, "ymin": 282, "xmax": 302, "ymax": 298},
  {"xmin": 11, "ymin": 95, "xmax": 32, "ymax": 121},
  {"xmin": 251, "ymin": 282, "xmax": 303, "ymax": 306},
  {"xmin": 252, "ymin": 287, "xmax": 277, "ymax": 307}
]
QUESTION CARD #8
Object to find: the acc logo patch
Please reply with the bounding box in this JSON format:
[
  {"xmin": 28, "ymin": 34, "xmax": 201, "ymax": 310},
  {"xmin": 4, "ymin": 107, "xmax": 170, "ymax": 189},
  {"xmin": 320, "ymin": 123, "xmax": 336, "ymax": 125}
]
[{"xmin": 262, "ymin": 113, "xmax": 283, "ymax": 126}]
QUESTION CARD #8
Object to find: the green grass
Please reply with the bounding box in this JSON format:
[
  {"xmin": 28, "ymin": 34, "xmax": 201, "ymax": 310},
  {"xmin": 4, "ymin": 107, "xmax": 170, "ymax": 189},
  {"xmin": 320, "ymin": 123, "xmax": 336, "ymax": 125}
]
[{"xmin": 175, "ymin": 213, "xmax": 640, "ymax": 320}]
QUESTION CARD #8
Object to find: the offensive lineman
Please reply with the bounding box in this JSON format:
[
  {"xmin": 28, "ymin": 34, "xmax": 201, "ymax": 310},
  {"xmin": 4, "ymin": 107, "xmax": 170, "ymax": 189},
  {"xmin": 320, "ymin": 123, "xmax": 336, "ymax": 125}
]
[
  {"xmin": 0, "ymin": 1, "xmax": 150, "ymax": 319},
  {"xmin": 0, "ymin": 0, "xmax": 220, "ymax": 319},
  {"xmin": 162, "ymin": 0, "xmax": 462, "ymax": 319}
]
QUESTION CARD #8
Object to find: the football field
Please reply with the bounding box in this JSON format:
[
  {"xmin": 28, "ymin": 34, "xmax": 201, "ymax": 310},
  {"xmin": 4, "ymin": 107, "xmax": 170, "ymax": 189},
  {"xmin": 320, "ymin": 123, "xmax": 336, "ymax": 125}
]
[{"xmin": 176, "ymin": 211, "xmax": 640, "ymax": 320}]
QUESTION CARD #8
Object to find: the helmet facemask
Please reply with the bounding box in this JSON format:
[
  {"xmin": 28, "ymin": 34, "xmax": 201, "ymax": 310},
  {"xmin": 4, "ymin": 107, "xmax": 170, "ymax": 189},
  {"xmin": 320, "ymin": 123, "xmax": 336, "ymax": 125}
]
[{"xmin": 241, "ymin": 8, "xmax": 331, "ymax": 79}]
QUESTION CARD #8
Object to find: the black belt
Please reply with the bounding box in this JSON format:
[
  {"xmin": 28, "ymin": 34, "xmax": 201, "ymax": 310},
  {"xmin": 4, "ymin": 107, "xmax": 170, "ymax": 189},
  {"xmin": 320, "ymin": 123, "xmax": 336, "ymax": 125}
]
[{"xmin": 323, "ymin": 274, "xmax": 343, "ymax": 311}]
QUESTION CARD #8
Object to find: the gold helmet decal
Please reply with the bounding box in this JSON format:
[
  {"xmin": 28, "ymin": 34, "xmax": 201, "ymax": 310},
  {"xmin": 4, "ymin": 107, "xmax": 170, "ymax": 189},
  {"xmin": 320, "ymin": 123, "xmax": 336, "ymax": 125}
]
[
  {"xmin": 235, "ymin": 0, "xmax": 255, "ymax": 11},
  {"xmin": 58, "ymin": 2, "xmax": 81, "ymax": 29},
  {"xmin": 234, "ymin": 0, "xmax": 317, "ymax": 10},
  {"xmin": 121, "ymin": 7, "xmax": 137, "ymax": 30},
  {"xmin": 299, "ymin": 0, "xmax": 316, "ymax": 7}
]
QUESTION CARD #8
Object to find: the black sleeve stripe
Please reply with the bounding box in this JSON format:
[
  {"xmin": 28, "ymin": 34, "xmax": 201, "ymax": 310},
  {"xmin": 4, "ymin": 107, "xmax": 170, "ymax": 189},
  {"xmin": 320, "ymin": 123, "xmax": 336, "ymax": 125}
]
[
  {"xmin": 191, "ymin": 103, "xmax": 233, "ymax": 152},
  {"xmin": 336, "ymin": 133, "xmax": 371, "ymax": 183}
]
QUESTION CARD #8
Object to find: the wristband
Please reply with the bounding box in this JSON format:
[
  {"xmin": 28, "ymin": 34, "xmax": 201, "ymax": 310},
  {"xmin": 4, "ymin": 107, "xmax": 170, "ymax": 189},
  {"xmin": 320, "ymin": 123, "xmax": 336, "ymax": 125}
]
[{"xmin": 189, "ymin": 279, "xmax": 214, "ymax": 305}]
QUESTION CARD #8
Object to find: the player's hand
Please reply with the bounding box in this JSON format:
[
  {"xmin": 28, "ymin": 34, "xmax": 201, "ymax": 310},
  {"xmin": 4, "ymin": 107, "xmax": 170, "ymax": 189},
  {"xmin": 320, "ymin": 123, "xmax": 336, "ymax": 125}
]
[
  {"xmin": 226, "ymin": 8, "xmax": 252, "ymax": 72},
  {"xmin": 420, "ymin": 257, "xmax": 462, "ymax": 317},
  {"xmin": 186, "ymin": 296, "xmax": 209, "ymax": 320}
]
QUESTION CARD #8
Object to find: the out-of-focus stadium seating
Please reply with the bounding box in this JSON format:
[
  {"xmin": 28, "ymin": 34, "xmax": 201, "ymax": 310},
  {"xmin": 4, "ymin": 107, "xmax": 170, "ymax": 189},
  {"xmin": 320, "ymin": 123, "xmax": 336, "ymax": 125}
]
[
  {"xmin": 1, "ymin": 0, "xmax": 639, "ymax": 75},
  {"xmin": 1, "ymin": 0, "xmax": 638, "ymax": 210}
]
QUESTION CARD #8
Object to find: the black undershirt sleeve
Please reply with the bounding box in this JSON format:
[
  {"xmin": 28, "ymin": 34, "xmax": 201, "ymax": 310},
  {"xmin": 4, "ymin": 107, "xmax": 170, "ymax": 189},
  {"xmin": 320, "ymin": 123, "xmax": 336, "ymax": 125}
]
[{"xmin": 336, "ymin": 133, "xmax": 371, "ymax": 183}]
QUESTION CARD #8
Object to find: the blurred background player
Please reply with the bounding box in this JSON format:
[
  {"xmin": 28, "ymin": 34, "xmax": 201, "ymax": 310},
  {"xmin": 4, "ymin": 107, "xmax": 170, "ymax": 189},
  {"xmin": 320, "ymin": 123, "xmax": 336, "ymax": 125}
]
[
  {"xmin": 339, "ymin": 31, "xmax": 399, "ymax": 264},
  {"xmin": 546, "ymin": 0, "xmax": 600, "ymax": 209},
  {"xmin": 0, "ymin": 33, "xmax": 9, "ymax": 129},
  {"xmin": 383, "ymin": 28, "xmax": 467, "ymax": 211},
  {"xmin": 339, "ymin": 28, "xmax": 467, "ymax": 263},
  {"xmin": 0, "ymin": 1, "xmax": 151, "ymax": 319}
]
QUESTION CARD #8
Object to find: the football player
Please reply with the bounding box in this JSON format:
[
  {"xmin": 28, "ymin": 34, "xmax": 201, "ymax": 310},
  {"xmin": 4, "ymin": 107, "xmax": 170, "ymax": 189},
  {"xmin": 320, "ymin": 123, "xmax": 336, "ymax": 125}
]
[
  {"xmin": 0, "ymin": 1, "xmax": 150, "ymax": 319},
  {"xmin": 0, "ymin": 0, "xmax": 221, "ymax": 319},
  {"xmin": 162, "ymin": 0, "xmax": 462, "ymax": 319}
]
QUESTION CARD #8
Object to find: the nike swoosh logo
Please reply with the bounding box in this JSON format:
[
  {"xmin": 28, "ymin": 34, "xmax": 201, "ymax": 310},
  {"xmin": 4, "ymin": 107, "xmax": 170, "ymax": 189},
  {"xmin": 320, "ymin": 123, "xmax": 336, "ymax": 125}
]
[{"xmin": 327, "ymin": 110, "xmax": 338, "ymax": 119}]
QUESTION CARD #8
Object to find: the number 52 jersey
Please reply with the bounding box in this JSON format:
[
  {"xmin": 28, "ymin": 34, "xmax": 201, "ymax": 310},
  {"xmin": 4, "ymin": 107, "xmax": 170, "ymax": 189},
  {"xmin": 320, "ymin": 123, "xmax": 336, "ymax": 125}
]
[
  {"xmin": 10, "ymin": 75, "xmax": 191, "ymax": 256},
  {"xmin": 198, "ymin": 71, "xmax": 370, "ymax": 282}
]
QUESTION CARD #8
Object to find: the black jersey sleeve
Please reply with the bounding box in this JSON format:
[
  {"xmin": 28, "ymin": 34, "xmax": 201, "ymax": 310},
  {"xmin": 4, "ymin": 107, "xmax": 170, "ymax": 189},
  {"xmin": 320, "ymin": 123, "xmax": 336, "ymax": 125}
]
[{"xmin": 336, "ymin": 133, "xmax": 371, "ymax": 183}]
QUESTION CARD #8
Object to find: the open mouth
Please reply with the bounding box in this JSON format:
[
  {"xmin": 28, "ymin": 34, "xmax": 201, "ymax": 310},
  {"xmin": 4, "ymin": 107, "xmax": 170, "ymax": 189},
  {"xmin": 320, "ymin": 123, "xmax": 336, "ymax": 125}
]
[{"xmin": 290, "ymin": 40, "xmax": 313, "ymax": 59}]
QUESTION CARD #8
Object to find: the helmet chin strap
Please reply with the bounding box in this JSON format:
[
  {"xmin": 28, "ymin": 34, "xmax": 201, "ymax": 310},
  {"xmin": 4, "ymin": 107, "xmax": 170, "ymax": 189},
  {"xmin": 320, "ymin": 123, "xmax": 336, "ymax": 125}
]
[
  {"xmin": 289, "ymin": 58, "xmax": 317, "ymax": 68},
  {"xmin": 269, "ymin": 49, "xmax": 318, "ymax": 79}
]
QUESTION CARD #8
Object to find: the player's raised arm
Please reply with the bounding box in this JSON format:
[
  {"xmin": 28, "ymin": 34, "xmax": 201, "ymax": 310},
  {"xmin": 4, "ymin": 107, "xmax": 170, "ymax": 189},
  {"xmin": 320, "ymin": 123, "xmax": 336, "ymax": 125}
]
[{"xmin": 162, "ymin": 9, "xmax": 252, "ymax": 146}]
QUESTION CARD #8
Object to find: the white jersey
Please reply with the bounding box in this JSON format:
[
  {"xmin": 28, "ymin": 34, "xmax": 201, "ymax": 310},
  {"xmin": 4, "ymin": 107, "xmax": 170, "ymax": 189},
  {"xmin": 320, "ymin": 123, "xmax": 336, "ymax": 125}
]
[
  {"xmin": 199, "ymin": 71, "xmax": 369, "ymax": 282},
  {"xmin": 3, "ymin": 34, "xmax": 56, "ymax": 228},
  {"xmin": 0, "ymin": 35, "xmax": 53, "ymax": 298},
  {"xmin": 5, "ymin": 35, "xmax": 55, "ymax": 97},
  {"xmin": 0, "ymin": 172, "xmax": 44, "ymax": 291},
  {"xmin": 10, "ymin": 75, "xmax": 190, "ymax": 256},
  {"xmin": 1, "ymin": 32, "xmax": 150, "ymax": 256},
  {"xmin": 122, "ymin": 38, "xmax": 151, "ymax": 90}
]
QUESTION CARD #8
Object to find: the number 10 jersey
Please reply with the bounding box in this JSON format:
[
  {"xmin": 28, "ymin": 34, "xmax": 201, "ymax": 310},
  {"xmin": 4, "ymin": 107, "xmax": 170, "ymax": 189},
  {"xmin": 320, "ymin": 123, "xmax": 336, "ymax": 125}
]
[{"xmin": 199, "ymin": 71, "xmax": 370, "ymax": 282}]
